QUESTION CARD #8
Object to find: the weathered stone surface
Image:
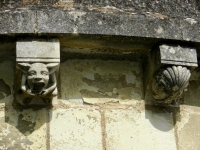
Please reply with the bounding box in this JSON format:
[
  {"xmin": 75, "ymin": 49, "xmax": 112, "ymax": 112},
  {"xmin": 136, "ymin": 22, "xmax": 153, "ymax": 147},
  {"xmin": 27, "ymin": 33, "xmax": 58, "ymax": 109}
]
[
  {"xmin": 60, "ymin": 59, "xmax": 143, "ymax": 105},
  {"xmin": 72, "ymin": 0, "xmax": 200, "ymax": 19},
  {"xmin": 183, "ymin": 68, "xmax": 200, "ymax": 106},
  {"xmin": 16, "ymin": 39, "xmax": 60, "ymax": 62},
  {"xmin": 0, "ymin": 10, "xmax": 35, "ymax": 34},
  {"xmin": 0, "ymin": 107, "xmax": 47, "ymax": 150},
  {"xmin": 180, "ymin": 19, "xmax": 200, "ymax": 42},
  {"xmin": 37, "ymin": 10, "xmax": 181, "ymax": 40},
  {"xmin": 0, "ymin": 61, "xmax": 14, "ymax": 107},
  {"xmin": 105, "ymin": 109, "xmax": 176, "ymax": 150},
  {"xmin": 1, "ymin": 0, "xmax": 200, "ymax": 19},
  {"xmin": 176, "ymin": 106, "xmax": 200, "ymax": 150},
  {"xmin": 0, "ymin": 59, "xmax": 47, "ymax": 150},
  {"xmin": 159, "ymin": 45, "xmax": 197, "ymax": 67},
  {"xmin": 0, "ymin": 1, "xmax": 199, "ymax": 42},
  {"xmin": 50, "ymin": 108, "xmax": 103, "ymax": 150}
]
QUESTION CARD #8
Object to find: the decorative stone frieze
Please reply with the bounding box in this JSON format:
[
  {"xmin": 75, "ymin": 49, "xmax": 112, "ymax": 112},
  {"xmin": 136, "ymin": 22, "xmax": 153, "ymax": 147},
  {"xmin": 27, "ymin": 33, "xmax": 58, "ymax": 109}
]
[
  {"xmin": 145, "ymin": 44, "xmax": 198, "ymax": 105},
  {"xmin": 15, "ymin": 39, "xmax": 60, "ymax": 106}
]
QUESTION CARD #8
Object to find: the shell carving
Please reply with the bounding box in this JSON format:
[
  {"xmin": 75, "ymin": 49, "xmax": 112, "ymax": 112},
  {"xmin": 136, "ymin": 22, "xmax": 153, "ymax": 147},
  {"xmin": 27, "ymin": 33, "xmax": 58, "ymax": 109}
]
[{"xmin": 152, "ymin": 66, "xmax": 191, "ymax": 104}]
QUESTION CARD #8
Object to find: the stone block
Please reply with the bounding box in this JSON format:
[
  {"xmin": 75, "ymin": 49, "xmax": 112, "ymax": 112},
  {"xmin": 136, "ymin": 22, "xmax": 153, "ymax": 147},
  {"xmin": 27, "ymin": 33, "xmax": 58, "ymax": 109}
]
[
  {"xmin": 60, "ymin": 60, "xmax": 143, "ymax": 105},
  {"xmin": 16, "ymin": 39, "xmax": 60, "ymax": 63},
  {"xmin": 50, "ymin": 108, "xmax": 103, "ymax": 150},
  {"xmin": 37, "ymin": 10, "xmax": 181, "ymax": 40},
  {"xmin": 176, "ymin": 106, "xmax": 200, "ymax": 150},
  {"xmin": 159, "ymin": 45, "xmax": 197, "ymax": 67},
  {"xmin": 105, "ymin": 109, "xmax": 176, "ymax": 150},
  {"xmin": 0, "ymin": 10, "xmax": 35, "ymax": 34}
]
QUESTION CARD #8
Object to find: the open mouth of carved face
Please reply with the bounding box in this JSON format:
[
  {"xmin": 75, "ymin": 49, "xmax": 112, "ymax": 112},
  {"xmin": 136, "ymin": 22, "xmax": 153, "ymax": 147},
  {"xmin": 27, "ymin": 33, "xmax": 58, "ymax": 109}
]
[{"xmin": 31, "ymin": 83, "xmax": 45, "ymax": 94}]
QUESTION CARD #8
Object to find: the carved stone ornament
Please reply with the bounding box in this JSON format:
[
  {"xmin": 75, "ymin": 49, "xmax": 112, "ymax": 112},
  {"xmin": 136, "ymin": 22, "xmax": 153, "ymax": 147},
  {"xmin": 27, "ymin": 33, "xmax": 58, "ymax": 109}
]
[
  {"xmin": 144, "ymin": 44, "xmax": 198, "ymax": 105},
  {"xmin": 152, "ymin": 66, "xmax": 191, "ymax": 104},
  {"xmin": 15, "ymin": 39, "xmax": 60, "ymax": 106},
  {"xmin": 17, "ymin": 63, "xmax": 58, "ymax": 96}
]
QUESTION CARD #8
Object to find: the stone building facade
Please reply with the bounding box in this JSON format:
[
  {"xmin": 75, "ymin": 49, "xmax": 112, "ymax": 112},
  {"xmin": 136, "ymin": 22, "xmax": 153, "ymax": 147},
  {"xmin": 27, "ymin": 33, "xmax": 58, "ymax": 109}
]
[{"xmin": 0, "ymin": 1, "xmax": 200, "ymax": 150}]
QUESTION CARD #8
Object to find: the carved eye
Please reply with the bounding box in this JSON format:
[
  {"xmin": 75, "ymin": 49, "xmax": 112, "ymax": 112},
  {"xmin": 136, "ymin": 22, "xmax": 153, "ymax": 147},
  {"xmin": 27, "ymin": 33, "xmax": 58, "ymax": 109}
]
[
  {"xmin": 41, "ymin": 71, "xmax": 49, "ymax": 76},
  {"xmin": 28, "ymin": 71, "xmax": 36, "ymax": 76}
]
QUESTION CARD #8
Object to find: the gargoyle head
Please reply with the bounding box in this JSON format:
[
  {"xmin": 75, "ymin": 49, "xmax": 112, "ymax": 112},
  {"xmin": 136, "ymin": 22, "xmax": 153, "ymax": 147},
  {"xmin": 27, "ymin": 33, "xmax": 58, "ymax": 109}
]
[{"xmin": 17, "ymin": 63, "xmax": 59, "ymax": 94}]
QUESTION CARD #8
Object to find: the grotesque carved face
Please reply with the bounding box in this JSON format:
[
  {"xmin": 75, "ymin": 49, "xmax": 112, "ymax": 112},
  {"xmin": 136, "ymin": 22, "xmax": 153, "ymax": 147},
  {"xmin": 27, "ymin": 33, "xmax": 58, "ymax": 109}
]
[
  {"xmin": 18, "ymin": 62, "xmax": 59, "ymax": 95},
  {"xmin": 27, "ymin": 63, "xmax": 49, "ymax": 93}
]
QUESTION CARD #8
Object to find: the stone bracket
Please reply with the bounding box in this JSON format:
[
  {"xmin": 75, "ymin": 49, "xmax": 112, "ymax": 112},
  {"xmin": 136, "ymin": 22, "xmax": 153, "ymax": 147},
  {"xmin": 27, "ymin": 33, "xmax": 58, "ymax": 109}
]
[
  {"xmin": 144, "ymin": 44, "xmax": 198, "ymax": 105},
  {"xmin": 15, "ymin": 39, "xmax": 60, "ymax": 106}
]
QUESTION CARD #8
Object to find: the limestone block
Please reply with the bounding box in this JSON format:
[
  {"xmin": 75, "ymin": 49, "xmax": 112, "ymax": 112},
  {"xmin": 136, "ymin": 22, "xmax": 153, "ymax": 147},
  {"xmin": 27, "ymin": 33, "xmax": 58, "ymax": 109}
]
[
  {"xmin": 60, "ymin": 60, "xmax": 143, "ymax": 105},
  {"xmin": 37, "ymin": 10, "xmax": 181, "ymax": 40},
  {"xmin": 0, "ymin": 107, "xmax": 47, "ymax": 150},
  {"xmin": 105, "ymin": 109, "xmax": 176, "ymax": 150},
  {"xmin": 50, "ymin": 108, "xmax": 103, "ymax": 150},
  {"xmin": 159, "ymin": 45, "xmax": 197, "ymax": 67},
  {"xmin": 176, "ymin": 106, "xmax": 200, "ymax": 150},
  {"xmin": 16, "ymin": 39, "xmax": 60, "ymax": 63}
]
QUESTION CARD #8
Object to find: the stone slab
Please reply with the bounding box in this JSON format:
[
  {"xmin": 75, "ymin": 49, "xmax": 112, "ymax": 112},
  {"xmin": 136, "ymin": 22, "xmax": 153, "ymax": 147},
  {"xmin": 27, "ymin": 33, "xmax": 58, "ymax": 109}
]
[
  {"xmin": 16, "ymin": 39, "xmax": 60, "ymax": 63},
  {"xmin": 159, "ymin": 44, "xmax": 198, "ymax": 67},
  {"xmin": 37, "ymin": 10, "xmax": 181, "ymax": 40},
  {"xmin": 50, "ymin": 108, "xmax": 103, "ymax": 150},
  {"xmin": 0, "ymin": 10, "xmax": 35, "ymax": 34},
  {"xmin": 0, "ymin": 8, "xmax": 199, "ymax": 42},
  {"xmin": 105, "ymin": 109, "xmax": 176, "ymax": 150}
]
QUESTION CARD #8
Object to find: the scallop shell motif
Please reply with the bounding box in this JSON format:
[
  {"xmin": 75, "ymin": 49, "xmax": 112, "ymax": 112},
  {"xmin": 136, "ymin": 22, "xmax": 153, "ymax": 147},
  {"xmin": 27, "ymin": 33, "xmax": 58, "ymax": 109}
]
[{"xmin": 152, "ymin": 66, "xmax": 191, "ymax": 104}]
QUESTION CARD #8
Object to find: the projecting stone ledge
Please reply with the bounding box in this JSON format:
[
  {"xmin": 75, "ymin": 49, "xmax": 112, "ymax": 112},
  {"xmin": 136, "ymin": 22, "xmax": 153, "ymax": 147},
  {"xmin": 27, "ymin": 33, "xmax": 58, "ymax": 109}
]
[{"xmin": 0, "ymin": 8, "xmax": 200, "ymax": 42}]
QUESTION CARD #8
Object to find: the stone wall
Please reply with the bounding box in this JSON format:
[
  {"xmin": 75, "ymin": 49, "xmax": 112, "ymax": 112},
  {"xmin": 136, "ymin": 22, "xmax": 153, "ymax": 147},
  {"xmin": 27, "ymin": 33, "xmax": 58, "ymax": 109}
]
[
  {"xmin": 0, "ymin": 42, "xmax": 199, "ymax": 150},
  {"xmin": 0, "ymin": 1, "xmax": 200, "ymax": 150}
]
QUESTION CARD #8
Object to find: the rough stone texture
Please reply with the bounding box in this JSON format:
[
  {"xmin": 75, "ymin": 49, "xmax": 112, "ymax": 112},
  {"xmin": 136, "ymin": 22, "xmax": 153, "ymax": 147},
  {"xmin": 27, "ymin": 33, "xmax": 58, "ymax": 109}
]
[
  {"xmin": 60, "ymin": 59, "xmax": 143, "ymax": 105},
  {"xmin": 159, "ymin": 44, "xmax": 197, "ymax": 67},
  {"xmin": 183, "ymin": 68, "xmax": 200, "ymax": 106},
  {"xmin": 105, "ymin": 109, "xmax": 176, "ymax": 150},
  {"xmin": 0, "ymin": 1, "xmax": 200, "ymax": 42},
  {"xmin": 0, "ymin": 10, "xmax": 35, "ymax": 33},
  {"xmin": 180, "ymin": 19, "xmax": 200, "ymax": 42},
  {"xmin": 37, "ymin": 10, "xmax": 181, "ymax": 40},
  {"xmin": 0, "ymin": 107, "xmax": 47, "ymax": 150},
  {"xmin": 1, "ymin": 0, "xmax": 200, "ymax": 19},
  {"xmin": 50, "ymin": 108, "xmax": 103, "ymax": 150},
  {"xmin": 176, "ymin": 106, "xmax": 200, "ymax": 150}
]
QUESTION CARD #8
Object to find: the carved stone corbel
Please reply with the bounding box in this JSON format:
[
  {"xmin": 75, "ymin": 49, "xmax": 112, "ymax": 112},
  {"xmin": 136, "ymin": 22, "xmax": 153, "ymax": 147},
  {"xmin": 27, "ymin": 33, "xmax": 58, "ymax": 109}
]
[
  {"xmin": 15, "ymin": 39, "xmax": 60, "ymax": 106},
  {"xmin": 144, "ymin": 44, "xmax": 198, "ymax": 105}
]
